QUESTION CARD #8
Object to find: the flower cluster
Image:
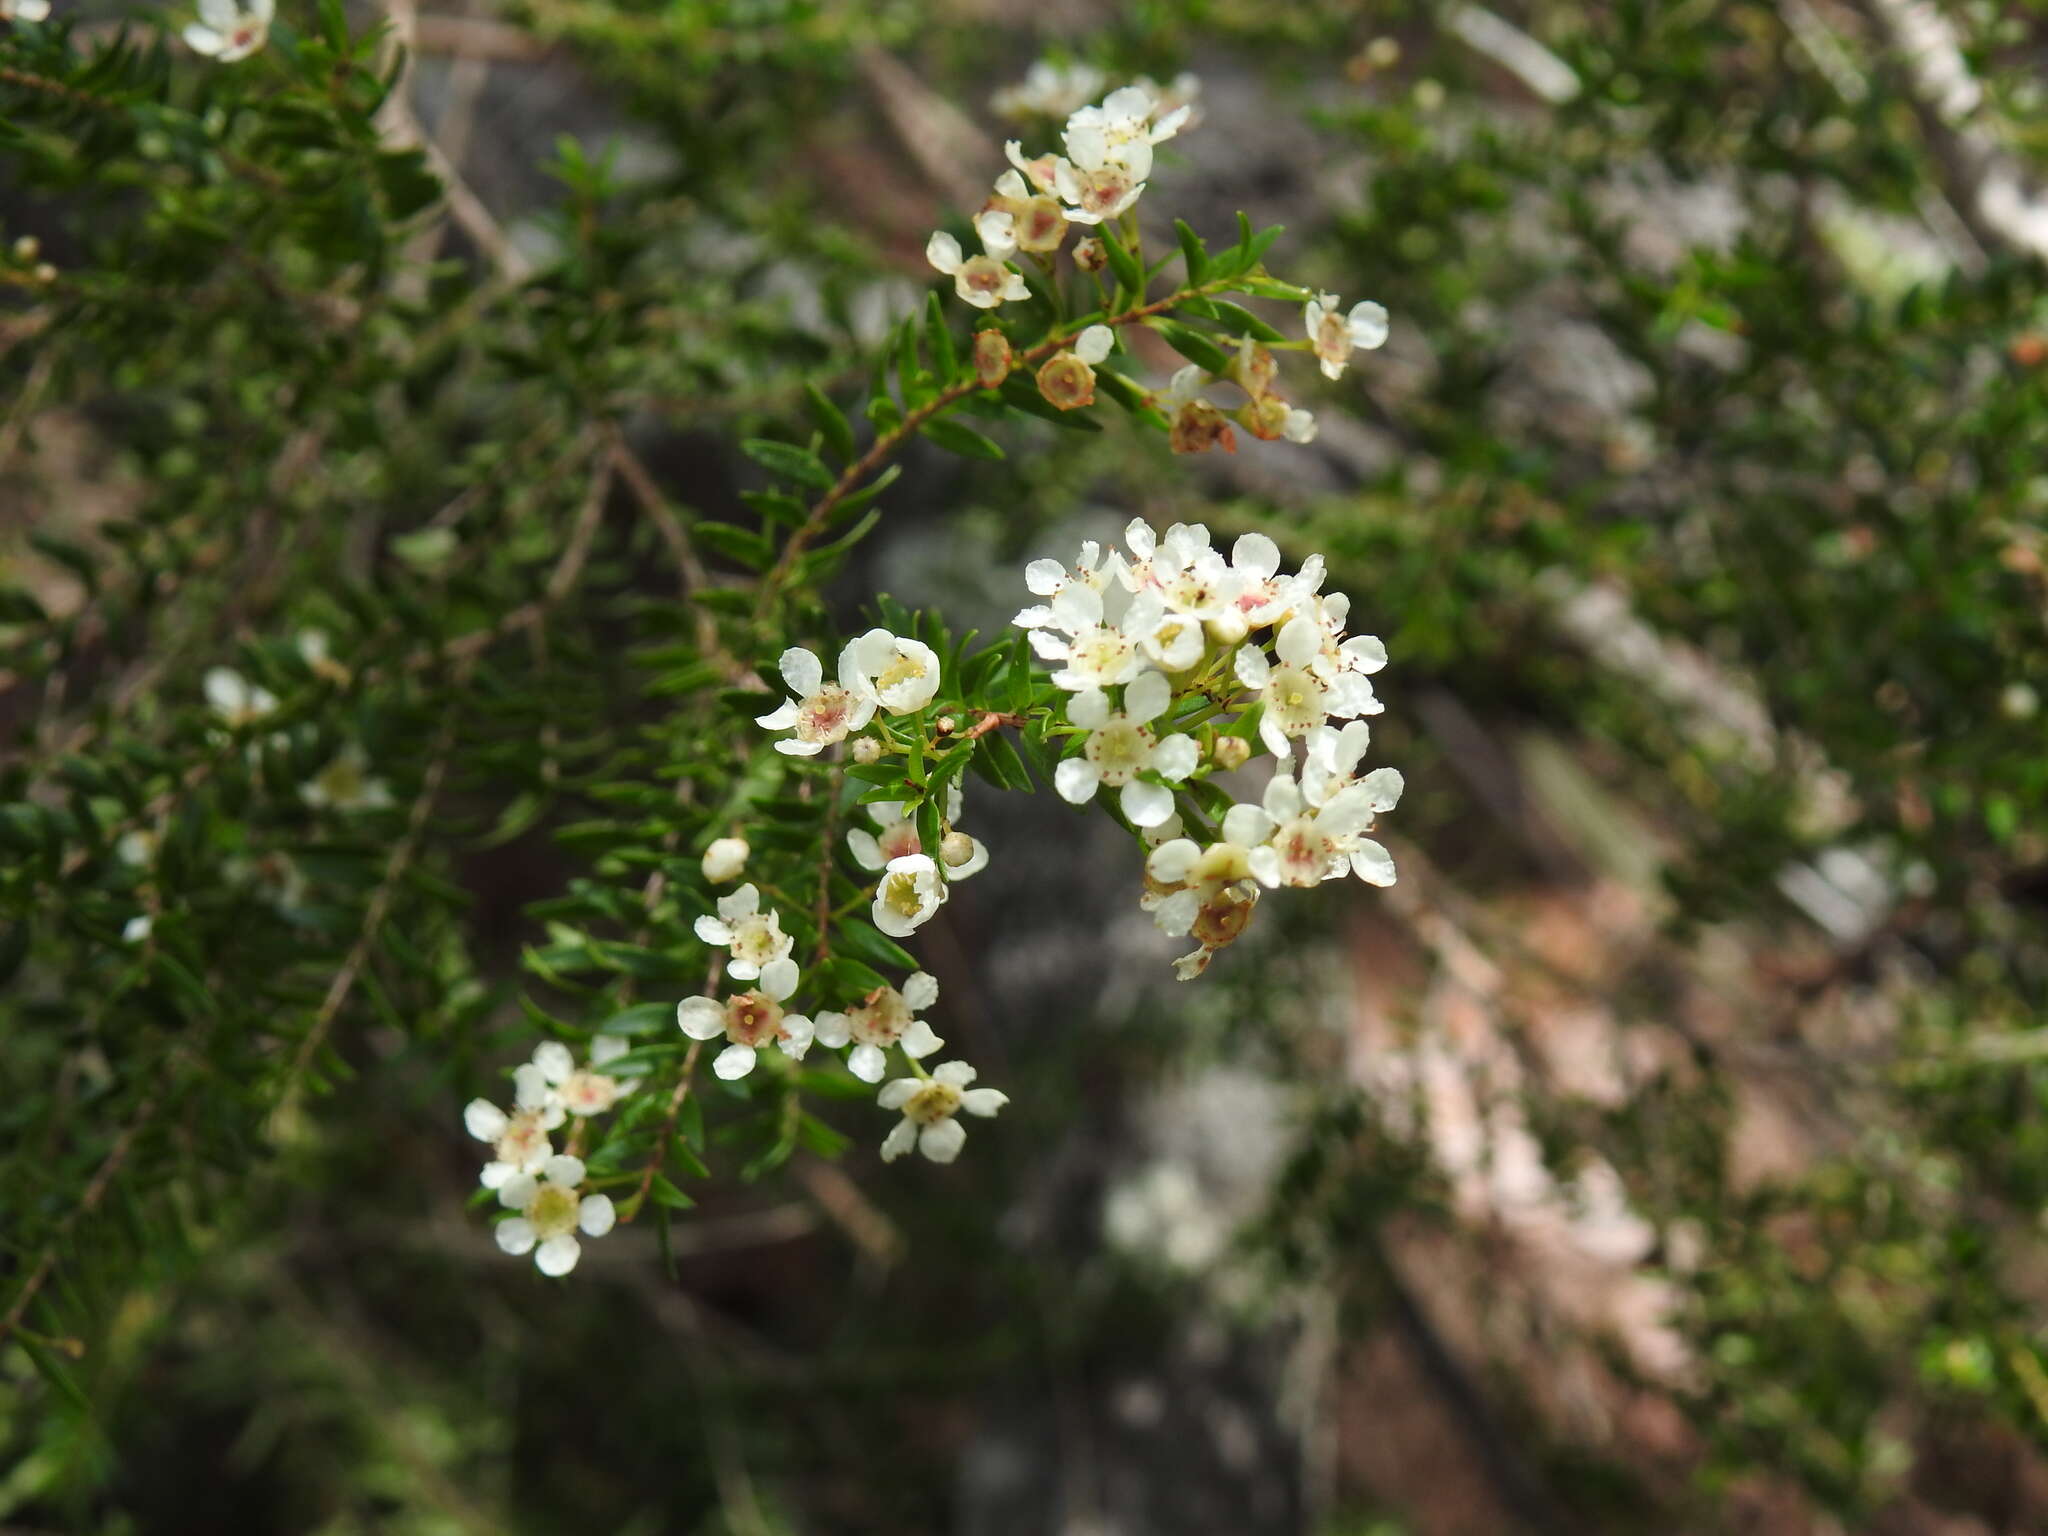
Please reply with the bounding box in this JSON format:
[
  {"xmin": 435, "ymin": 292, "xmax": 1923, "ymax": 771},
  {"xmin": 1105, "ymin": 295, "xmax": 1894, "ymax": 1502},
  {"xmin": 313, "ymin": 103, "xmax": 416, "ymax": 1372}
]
[
  {"xmin": 464, "ymin": 1038, "xmax": 639, "ymax": 1275},
  {"xmin": 1017, "ymin": 520, "xmax": 1404, "ymax": 978},
  {"xmin": 756, "ymin": 627, "xmax": 940, "ymax": 757}
]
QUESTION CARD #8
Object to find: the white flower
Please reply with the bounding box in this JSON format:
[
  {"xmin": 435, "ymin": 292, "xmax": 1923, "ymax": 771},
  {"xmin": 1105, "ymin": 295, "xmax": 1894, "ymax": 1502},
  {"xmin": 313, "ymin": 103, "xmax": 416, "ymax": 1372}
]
[
  {"xmin": 2, "ymin": 0, "xmax": 52, "ymax": 21},
  {"xmin": 991, "ymin": 59, "xmax": 1108, "ymax": 122},
  {"xmin": 1142, "ymin": 822, "xmax": 1266, "ymax": 977},
  {"xmin": 1228, "ymin": 770, "xmax": 1397, "ymax": 889},
  {"xmin": 1234, "ymin": 616, "xmax": 1331, "ymax": 756},
  {"xmin": 121, "ymin": 914, "xmax": 152, "ymax": 944},
  {"xmin": 692, "ymin": 884, "xmax": 795, "ymax": 982},
  {"xmin": 872, "ymin": 853, "xmax": 947, "ymax": 938},
  {"xmin": 1290, "ymin": 591, "xmax": 1388, "ymax": 720},
  {"xmin": 676, "ymin": 963, "xmax": 815, "ymax": 1082},
  {"xmin": 205, "ymin": 666, "xmax": 277, "ymax": 727},
  {"xmin": 297, "ymin": 628, "xmax": 351, "ymax": 684},
  {"xmin": 1304, "ymin": 291, "xmax": 1389, "ymax": 381},
  {"xmin": 465, "ymin": 1068, "xmax": 565, "ymax": 1190},
  {"xmin": 1223, "ymin": 533, "xmax": 1323, "ymax": 629},
  {"xmin": 1019, "ymin": 537, "xmax": 1122, "ymax": 616},
  {"xmin": 847, "ymin": 782, "xmax": 987, "ymax": 881},
  {"xmin": 1046, "ymin": 83, "xmax": 1193, "ymax": 224},
  {"xmin": 184, "ymin": 0, "xmax": 271, "ymax": 58},
  {"xmin": 701, "ymin": 836, "xmax": 749, "ymax": 884},
  {"xmin": 301, "ymin": 743, "xmax": 394, "ymax": 812},
  {"xmin": 755, "ymin": 643, "xmax": 877, "ymax": 757},
  {"xmin": 847, "ymin": 627, "xmax": 942, "ymax": 715},
  {"xmin": 1155, "ymin": 365, "xmax": 1238, "ymax": 455},
  {"xmin": 116, "ymin": 830, "xmax": 156, "ymax": 867},
  {"xmin": 975, "ymin": 170, "xmax": 1070, "ymax": 258},
  {"xmin": 1054, "ymin": 671, "xmax": 1200, "ymax": 828},
  {"xmin": 526, "ymin": 1036, "xmax": 641, "ymax": 1119},
  {"xmin": 1016, "ymin": 578, "xmax": 1166, "ymax": 692},
  {"xmin": 814, "ymin": 971, "xmax": 944, "ymax": 1083},
  {"xmin": 926, "ymin": 230, "xmax": 1030, "ymax": 310},
  {"xmin": 876, "ymin": 1060, "xmax": 1007, "ymax": 1164},
  {"xmin": 494, "ymin": 1154, "xmax": 614, "ymax": 1277}
]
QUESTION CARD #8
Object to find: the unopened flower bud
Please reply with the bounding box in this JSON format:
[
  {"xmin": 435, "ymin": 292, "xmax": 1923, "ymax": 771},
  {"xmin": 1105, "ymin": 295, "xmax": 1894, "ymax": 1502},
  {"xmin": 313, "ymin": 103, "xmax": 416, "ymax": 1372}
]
[
  {"xmin": 11, "ymin": 235, "xmax": 39, "ymax": 263},
  {"xmin": 940, "ymin": 831, "xmax": 976, "ymax": 868},
  {"xmin": 1072, "ymin": 237, "xmax": 1107, "ymax": 273},
  {"xmin": 973, "ymin": 329, "xmax": 1012, "ymax": 389},
  {"xmin": 701, "ymin": 837, "xmax": 749, "ymax": 884},
  {"xmin": 936, "ymin": 715, "xmax": 957, "ymax": 734},
  {"xmin": 851, "ymin": 736, "xmax": 883, "ymax": 764},
  {"xmin": 1212, "ymin": 735, "xmax": 1250, "ymax": 770}
]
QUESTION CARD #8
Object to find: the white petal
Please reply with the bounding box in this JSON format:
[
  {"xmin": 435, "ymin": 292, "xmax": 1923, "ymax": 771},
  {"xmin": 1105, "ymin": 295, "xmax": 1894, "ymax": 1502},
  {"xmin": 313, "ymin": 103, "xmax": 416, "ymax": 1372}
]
[
  {"xmin": 1152, "ymin": 889, "xmax": 1200, "ymax": 936},
  {"xmin": 933, "ymin": 1060, "xmax": 976, "ymax": 1087},
  {"xmin": 1351, "ymin": 839, "xmax": 1397, "ymax": 886},
  {"xmin": 1258, "ymin": 712, "xmax": 1291, "ymax": 759},
  {"xmin": 590, "ymin": 1035, "xmax": 629, "ymax": 1066},
  {"xmin": 1067, "ymin": 687, "xmax": 1112, "ymax": 731},
  {"xmin": 1342, "ymin": 634, "xmax": 1389, "ymax": 674},
  {"xmin": 877, "ymin": 1077, "xmax": 919, "ymax": 1110},
  {"xmin": 755, "ymin": 699, "xmax": 800, "ymax": 729},
  {"xmin": 1359, "ymin": 767, "xmax": 1405, "ymax": 813},
  {"xmin": 677, "ymin": 997, "xmax": 725, "ymax": 1039},
  {"xmin": 901, "ymin": 1020, "xmax": 943, "ymax": 1058},
  {"xmin": 881, "ymin": 1117, "xmax": 918, "ymax": 1162},
  {"xmin": 1074, "ymin": 324, "xmax": 1114, "ymax": 364},
  {"xmin": 1222, "ymin": 804, "xmax": 1275, "ymax": 846},
  {"xmin": 532, "ymin": 1041, "xmax": 575, "ymax": 1085},
  {"xmin": 1029, "ymin": 630, "xmax": 1071, "ymax": 661},
  {"xmin": 849, "ymin": 1043, "xmax": 887, "ymax": 1083},
  {"xmin": 1025, "ymin": 559, "xmax": 1067, "ymax": 596},
  {"xmin": 535, "ymin": 1234, "xmax": 581, "ymax": 1276},
  {"xmin": 1120, "ymin": 779, "xmax": 1175, "ymax": 828},
  {"xmin": 1146, "ymin": 838, "xmax": 1199, "ymax": 883},
  {"xmin": 925, "ymin": 230, "xmax": 963, "ymax": 275},
  {"xmin": 1348, "ymin": 301, "xmax": 1390, "ymax": 349},
  {"xmin": 760, "ymin": 956, "xmax": 799, "ymax": 1000},
  {"xmin": 902, "ymin": 971, "xmax": 939, "ymax": 1011},
  {"xmin": 1151, "ymin": 734, "xmax": 1199, "ymax": 781},
  {"xmin": 1050, "ymin": 583, "xmax": 1103, "ymax": 631},
  {"xmin": 960, "ymin": 1088, "xmax": 1008, "ymax": 1118},
  {"xmin": 713, "ymin": 1043, "xmax": 758, "ymax": 1080},
  {"xmin": 464, "ymin": 1099, "xmax": 508, "ymax": 1142},
  {"xmin": 1124, "ymin": 669, "xmax": 1170, "ymax": 724},
  {"xmin": 498, "ymin": 1173, "xmax": 538, "ymax": 1209},
  {"xmin": 480, "ymin": 1161, "xmax": 513, "ymax": 1189},
  {"xmin": 1055, "ymin": 757, "xmax": 1100, "ymax": 805},
  {"xmin": 778, "ymin": 1014, "xmax": 815, "ymax": 1058},
  {"xmin": 919, "ymin": 1119, "xmax": 967, "ymax": 1163},
  {"xmin": 1248, "ymin": 846, "xmax": 1283, "ymax": 887},
  {"xmin": 777, "ymin": 648, "xmax": 822, "ymax": 697},
  {"xmin": 495, "ymin": 1217, "xmax": 537, "ymax": 1256},
  {"xmin": 545, "ymin": 1153, "xmax": 585, "ymax": 1187},
  {"xmin": 694, "ymin": 917, "xmax": 734, "ymax": 946},
  {"xmin": 512, "ymin": 1063, "xmax": 551, "ymax": 1110},
  {"xmin": 578, "ymin": 1194, "xmax": 617, "ymax": 1237},
  {"xmin": 813, "ymin": 1010, "xmax": 850, "ymax": 1049},
  {"xmin": 1232, "ymin": 533, "xmax": 1280, "ymax": 580},
  {"xmin": 1263, "ymin": 773, "xmax": 1303, "ymax": 820},
  {"xmin": 1276, "ymin": 616, "xmax": 1320, "ymax": 666},
  {"xmin": 1234, "ymin": 646, "xmax": 1271, "ymax": 690}
]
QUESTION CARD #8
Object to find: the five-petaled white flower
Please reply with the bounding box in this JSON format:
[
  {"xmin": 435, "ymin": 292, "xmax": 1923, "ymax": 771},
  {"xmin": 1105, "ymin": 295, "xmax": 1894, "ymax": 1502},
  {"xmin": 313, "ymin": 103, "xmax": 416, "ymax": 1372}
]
[
  {"xmin": 1015, "ymin": 579, "xmax": 1165, "ymax": 693},
  {"xmin": 1235, "ymin": 617, "xmax": 1338, "ymax": 756},
  {"xmin": 527, "ymin": 1037, "xmax": 642, "ymax": 1119},
  {"xmin": 676, "ymin": 964, "xmax": 815, "ymax": 1081},
  {"xmin": 2, "ymin": 0, "xmax": 52, "ymax": 21},
  {"xmin": 975, "ymin": 169, "xmax": 1070, "ymax": 259},
  {"xmin": 302, "ymin": 744, "xmax": 394, "ymax": 813},
  {"xmin": 465, "ymin": 1069, "xmax": 565, "ymax": 1190},
  {"xmin": 877, "ymin": 1060, "xmax": 1008, "ymax": 1164},
  {"xmin": 184, "ymin": 0, "xmax": 272, "ymax": 58},
  {"xmin": 1304, "ymin": 291, "xmax": 1389, "ymax": 381},
  {"xmin": 1227, "ymin": 769, "xmax": 1399, "ymax": 889},
  {"xmin": 205, "ymin": 666, "xmax": 277, "ymax": 728},
  {"xmin": 1055, "ymin": 670, "xmax": 1199, "ymax": 828},
  {"xmin": 756, "ymin": 643, "xmax": 877, "ymax": 756},
  {"xmin": 991, "ymin": 59, "xmax": 1108, "ymax": 123},
  {"xmin": 692, "ymin": 884, "xmax": 795, "ymax": 982},
  {"xmin": 847, "ymin": 782, "xmax": 988, "ymax": 881},
  {"xmin": 846, "ymin": 627, "xmax": 942, "ymax": 715},
  {"xmin": 872, "ymin": 852, "xmax": 948, "ymax": 938},
  {"xmin": 926, "ymin": 231, "xmax": 1031, "ymax": 310},
  {"xmin": 494, "ymin": 1154, "xmax": 614, "ymax": 1276},
  {"xmin": 814, "ymin": 971, "xmax": 944, "ymax": 1083}
]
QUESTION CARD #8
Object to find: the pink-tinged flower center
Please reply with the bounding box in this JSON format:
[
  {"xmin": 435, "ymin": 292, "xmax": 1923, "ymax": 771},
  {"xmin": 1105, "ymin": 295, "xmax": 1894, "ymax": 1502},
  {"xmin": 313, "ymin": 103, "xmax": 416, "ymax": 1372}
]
[
  {"xmin": 497, "ymin": 1114, "xmax": 549, "ymax": 1167},
  {"xmin": 796, "ymin": 685, "xmax": 854, "ymax": 743},
  {"xmin": 1017, "ymin": 199, "xmax": 1067, "ymax": 250},
  {"xmin": 561, "ymin": 1070, "xmax": 617, "ymax": 1115},
  {"xmin": 878, "ymin": 823, "xmax": 922, "ymax": 861},
  {"xmin": 725, "ymin": 991, "xmax": 784, "ymax": 1047},
  {"xmin": 1272, "ymin": 819, "xmax": 1330, "ymax": 886},
  {"xmin": 959, "ymin": 257, "xmax": 1009, "ymax": 298},
  {"xmin": 1037, "ymin": 353, "xmax": 1096, "ymax": 411},
  {"xmin": 849, "ymin": 987, "xmax": 912, "ymax": 1046},
  {"xmin": 1314, "ymin": 313, "xmax": 1351, "ymax": 363}
]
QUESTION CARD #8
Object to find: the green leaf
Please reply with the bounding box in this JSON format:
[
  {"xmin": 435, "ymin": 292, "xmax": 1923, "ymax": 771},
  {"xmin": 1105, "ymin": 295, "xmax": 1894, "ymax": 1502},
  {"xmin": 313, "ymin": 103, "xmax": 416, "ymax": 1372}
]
[
  {"xmin": 1149, "ymin": 319, "xmax": 1232, "ymax": 375},
  {"xmin": 598, "ymin": 1000, "xmax": 676, "ymax": 1036},
  {"xmin": 921, "ymin": 418, "xmax": 1004, "ymax": 461},
  {"xmin": 1174, "ymin": 218, "xmax": 1210, "ymax": 283},
  {"xmin": 835, "ymin": 918, "xmax": 918, "ymax": 972},
  {"xmin": 1100, "ymin": 226, "xmax": 1144, "ymax": 298},
  {"xmin": 741, "ymin": 438, "xmax": 835, "ymax": 491},
  {"xmin": 803, "ymin": 382, "xmax": 856, "ymax": 463},
  {"xmin": 924, "ymin": 290, "xmax": 958, "ymax": 380}
]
